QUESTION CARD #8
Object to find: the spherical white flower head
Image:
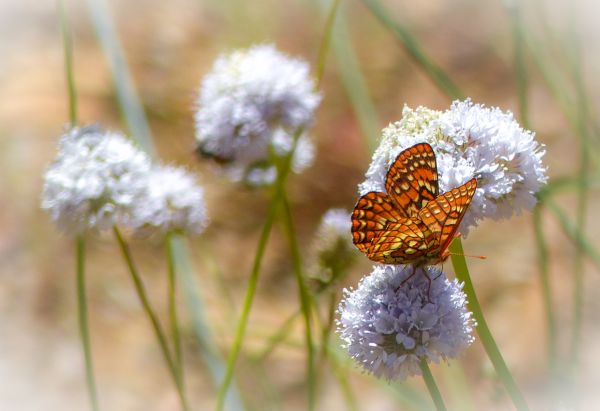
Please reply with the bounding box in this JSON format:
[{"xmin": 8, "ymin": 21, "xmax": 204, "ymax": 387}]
[
  {"xmin": 318, "ymin": 208, "xmax": 352, "ymax": 243},
  {"xmin": 132, "ymin": 165, "xmax": 208, "ymax": 236},
  {"xmin": 41, "ymin": 125, "xmax": 152, "ymax": 234},
  {"xmin": 194, "ymin": 44, "xmax": 321, "ymax": 185},
  {"xmin": 310, "ymin": 208, "xmax": 356, "ymax": 290},
  {"xmin": 359, "ymin": 100, "xmax": 548, "ymax": 235},
  {"xmin": 337, "ymin": 265, "xmax": 475, "ymax": 380}
]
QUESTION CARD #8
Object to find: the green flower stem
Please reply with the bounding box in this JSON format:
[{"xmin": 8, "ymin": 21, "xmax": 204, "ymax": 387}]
[
  {"xmin": 166, "ymin": 231, "xmax": 184, "ymax": 389},
  {"xmin": 280, "ymin": 193, "xmax": 316, "ymax": 411},
  {"xmin": 76, "ymin": 236, "xmax": 100, "ymax": 411},
  {"xmin": 215, "ymin": 187, "xmax": 280, "ymax": 411},
  {"xmin": 113, "ymin": 226, "xmax": 190, "ymax": 411},
  {"xmin": 449, "ymin": 238, "xmax": 530, "ymax": 411},
  {"xmin": 61, "ymin": 5, "xmax": 100, "ymax": 410},
  {"xmin": 59, "ymin": 0, "xmax": 77, "ymax": 125},
  {"xmin": 215, "ymin": 0, "xmax": 339, "ymax": 407},
  {"xmin": 419, "ymin": 359, "xmax": 447, "ymax": 411}
]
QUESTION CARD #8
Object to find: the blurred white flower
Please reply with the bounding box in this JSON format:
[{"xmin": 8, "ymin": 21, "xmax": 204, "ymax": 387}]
[
  {"xmin": 194, "ymin": 44, "xmax": 320, "ymax": 185},
  {"xmin": 42, "ymin": 125, "xmax": 152, "ymax": 234},
  {"xmin": 337, "ymin": 264, "xmax": 475, "ymax": 380},
  {"xmin": 359, "ymin": 99, "xmax": 548, "ymax": 235},
  {"xmin": 309, "ymin": 209, "xmax": 357, "ymax": 290},
  {"xmin": 132, "ymin": 165, "xmax": 208, "ymax": 236}
]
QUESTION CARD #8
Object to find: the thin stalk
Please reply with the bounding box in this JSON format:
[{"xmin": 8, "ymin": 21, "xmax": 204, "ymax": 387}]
[
  {"xmin": 253, "ymin": 310, "xmax": 301, "ymax": 364},
  {"xmin": 280, "ymin": 192, "xmax": 316, "ymax": 411},
  {"xmin": 315, "ymin": 0, "xmax": 341, "ymax": 88},
  {"xmin": 533, "ymin": 206, "xmax": 558, "ymax": 375},
  {"xmin": 60, "ymin": 0, "xmax": 77, "ymax": 125},
  {"xmin": 84, "ymin": 0, "xmax": 157, "ymax": 157},
  {"xmin": 510, "ymin": 2, "xmax": 559, "ymax": 389},
  {"xmin": 166, "ymin": 231, "xmax": 184, "ymax": 389},
  {"xmin": 61, "ymin": 5, "xmax": 99, "ymax": 410},
  {"xmin": 215, "ymin": 0, "xmax": 338, "ymax": 406},
  {"xmin": 318, "ymin": 0, "xmax": 380, "ymax": 151},
  {"xmin": 509, "ymin": 1, "xmax": 530, "ymax": 128},
  {"xmin": 544, "ymin": 198, "xmax": 600, "ymax": 271},
  {"xmin": 76, "ymin": 236, "xmax": 100, "ymax": 411},
  {"xmin": 171, "ymin": 236, "xmax": 246, "ymax": 411},
  {"xmin": 362, "ymin": 0, "xmax": 463, "ymax": 100},
  {"xmin": 450, "ymin": 238, "xmax": 530, "ymax": 411},
  {"xmin": 215, "ymin": 192, "xmax": 280, "ymax": 411},
  {"xmin": 567, "ymin": 2, "xmax": 590, "ymax": 380},
  {"xmin": 112, "ymin": 226, "xmax": 190, "ymax": 411},
  {"xmin": 325, "ymin": 343, "xmax": 358, "ymax": 411},
  {"xmin": 419, "ymin": 359, "xmax": 447, "ymax": 411}
]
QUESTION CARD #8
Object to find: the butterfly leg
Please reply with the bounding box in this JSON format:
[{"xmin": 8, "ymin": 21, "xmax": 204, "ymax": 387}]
[
  {"xmin": 400, "ymin": 265, "xmax": 418, "ymax": 287},
  {"xmin": 424, "ymin": 269, "xmax": 433, "ymax": 303}
]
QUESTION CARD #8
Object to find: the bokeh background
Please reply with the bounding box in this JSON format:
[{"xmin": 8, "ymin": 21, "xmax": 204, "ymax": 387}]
[{"xmin": 1, "ymin": 0, "xmax": 599, "ymax": 410}]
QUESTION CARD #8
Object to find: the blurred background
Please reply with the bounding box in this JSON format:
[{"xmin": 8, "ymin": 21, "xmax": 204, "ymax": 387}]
[{"xmin": 1, "ymin": 0, "xmax": 599, "ymax": 409}]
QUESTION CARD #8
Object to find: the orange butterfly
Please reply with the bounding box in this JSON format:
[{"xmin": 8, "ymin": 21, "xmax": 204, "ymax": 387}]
[{"xmin": 351, "ymin": 143, "xmax": 477, "ymax": 270}]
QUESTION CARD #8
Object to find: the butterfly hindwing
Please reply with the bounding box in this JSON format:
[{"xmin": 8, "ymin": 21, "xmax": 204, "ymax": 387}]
[
  {"xmin": 418, "ymin": 178, "xmax": 477, "ymax": 255},
  {"xmin": 366, "ymin": 220, "xmax": 432, "ymax": 264},
  {"xmin": 351, "ymin": 191, "xmax": 403, "ymax": 253},
  {"xmin": 385, "ymin": 143, "xmax": 439, "ymax": 217}
]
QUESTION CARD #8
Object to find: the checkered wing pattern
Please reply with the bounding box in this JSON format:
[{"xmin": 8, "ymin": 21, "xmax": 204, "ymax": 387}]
[
  {"xmin": 385, "ymin": 143, "xmax": 439, "ymax": 217},
  {"xmin": 365, "ymin": 220, "xmax": 432, "ymax": 264},
  {"xmin": 352, "ymin": 143, "xmax": 476, "ymax": 266},
  {"xmin": 418, "ymin": 178, "xmax": 478, "ymax": 256},
  {"xmin": 351, "ymin": 191, "xmax": 403, "ymax": 254}
]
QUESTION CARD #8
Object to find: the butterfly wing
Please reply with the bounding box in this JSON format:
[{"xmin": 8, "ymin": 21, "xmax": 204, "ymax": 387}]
[
  {"xmin": 365, "ymin": 220, "xmax": 432, "ymax": 264},
  {"xmin": 351, "ymin": 191, "xmax": 403, "ymax": 253},
  {"xmin": 385, "ymin": 143, "xmax": 439, "ymax": 217},
  {"xmin": 418, "ymin": 178, "xmax": 478, "ymax": 257}
]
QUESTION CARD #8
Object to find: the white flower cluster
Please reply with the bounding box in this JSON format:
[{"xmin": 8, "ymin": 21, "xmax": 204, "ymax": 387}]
[
  {"xmin": 359, "ymin": 99, "xmax": 548, "ymax": 235},
  {"xmin": 194, "ymin": 44, "xmax": 321, "ymax": 186},
  {"xmin": 132, "ymin": 165, "xmax": 208, "ymax": 236},
  {"xmin": 316, "ymin": 208, "xmax": 352, "ymax": 248},
  {"xmin": 42, "ymin": 126, "xmax": 208, "ymax": 236},
  {"xmin": 337, "ymin": 265, "xmax": 475, "ymax": 380},
  {"xmin": 310, "ymin": 208, "xmax": 356, "ymax": 287},
  {"xmin": 42, "ymin": 126, "xmax": 152, "ymax": 234}
]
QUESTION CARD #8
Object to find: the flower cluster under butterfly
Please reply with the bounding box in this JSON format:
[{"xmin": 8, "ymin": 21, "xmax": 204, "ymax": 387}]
[{"xmin": 351, "ymin": 143, "xmax": 477, "ymax": 281}]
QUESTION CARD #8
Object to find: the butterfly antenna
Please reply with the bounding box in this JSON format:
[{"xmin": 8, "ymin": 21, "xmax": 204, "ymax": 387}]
[{"xmin": 448, "ymin": 252, "xmax": 487, "ymax": 260}]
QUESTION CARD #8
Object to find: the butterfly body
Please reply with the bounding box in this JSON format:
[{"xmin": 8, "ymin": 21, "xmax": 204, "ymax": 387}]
[{"xmin": 352, "ymin": 143, "xmax": 477, "ymax": 267}]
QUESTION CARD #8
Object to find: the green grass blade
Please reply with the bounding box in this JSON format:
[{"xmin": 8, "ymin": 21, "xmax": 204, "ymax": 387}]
[
  {"xmin": 59, "ymin": 0, "xmax": 77, "ymax": 125},
  {"xmin": 280, "ymin": 192, "xmax": 316, "ymax": 411},
  {"xmin": 362, "ymin": 0, "xmax": 463, "ymax": 100},
  {"xmin": 316, "ymin": 0, "xmax": 380, "ymax": 152},
  {"xmin": 170, "ymin": 235, "xmax": 247, "ymax": 411},
  {"xmin": 544, "ymin": 199, "xmax": 600, "ymax": 271},
  {"xmin": 84, "ymin": 0, "xmax": 157, "ymax": 157},
  {"xmin": 450, "ymin": 239, "xmax": 530, "ymax": 411},
  {"xmin": 113, "ymin": 227, "xmax": 190, "ymax": 411},
  {"xmin": 76, "ymin": 236, "xmax": 100, "ymax": 411}
]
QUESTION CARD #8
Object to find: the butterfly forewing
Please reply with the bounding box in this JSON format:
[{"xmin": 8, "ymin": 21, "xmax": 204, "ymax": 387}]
[
  {"xmin": 418, "ymin": 178, "xmax": 477, "ymax": 255},
  {"xmin": 385, "ymin": 143, "xmax": 439, "ymax": 217},
  {"xmin": 351, "ymin": 191, "xmax": 403, "ymax": 253}
]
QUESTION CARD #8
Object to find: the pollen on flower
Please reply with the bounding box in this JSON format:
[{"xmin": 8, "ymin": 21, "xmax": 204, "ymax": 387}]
[
  {"xmin": 337, "ymin": 265, "xmax": 475, "ymax": 380},
  {"xmin": 194, "ymin": 44, "xmax": 321, "ymax": 186},
  {"xmin": 359, "ymin": 99, "xmax": 548, "ymax": 235},
  {"xmin": 41, "ymin": 125, "xmax": 151, "ymax": 234}
]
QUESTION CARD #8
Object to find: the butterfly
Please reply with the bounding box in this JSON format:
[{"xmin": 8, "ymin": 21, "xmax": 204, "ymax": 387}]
[{"xmin": 351, "ymin": 143, "xmax": 477, "ymax": 269}]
